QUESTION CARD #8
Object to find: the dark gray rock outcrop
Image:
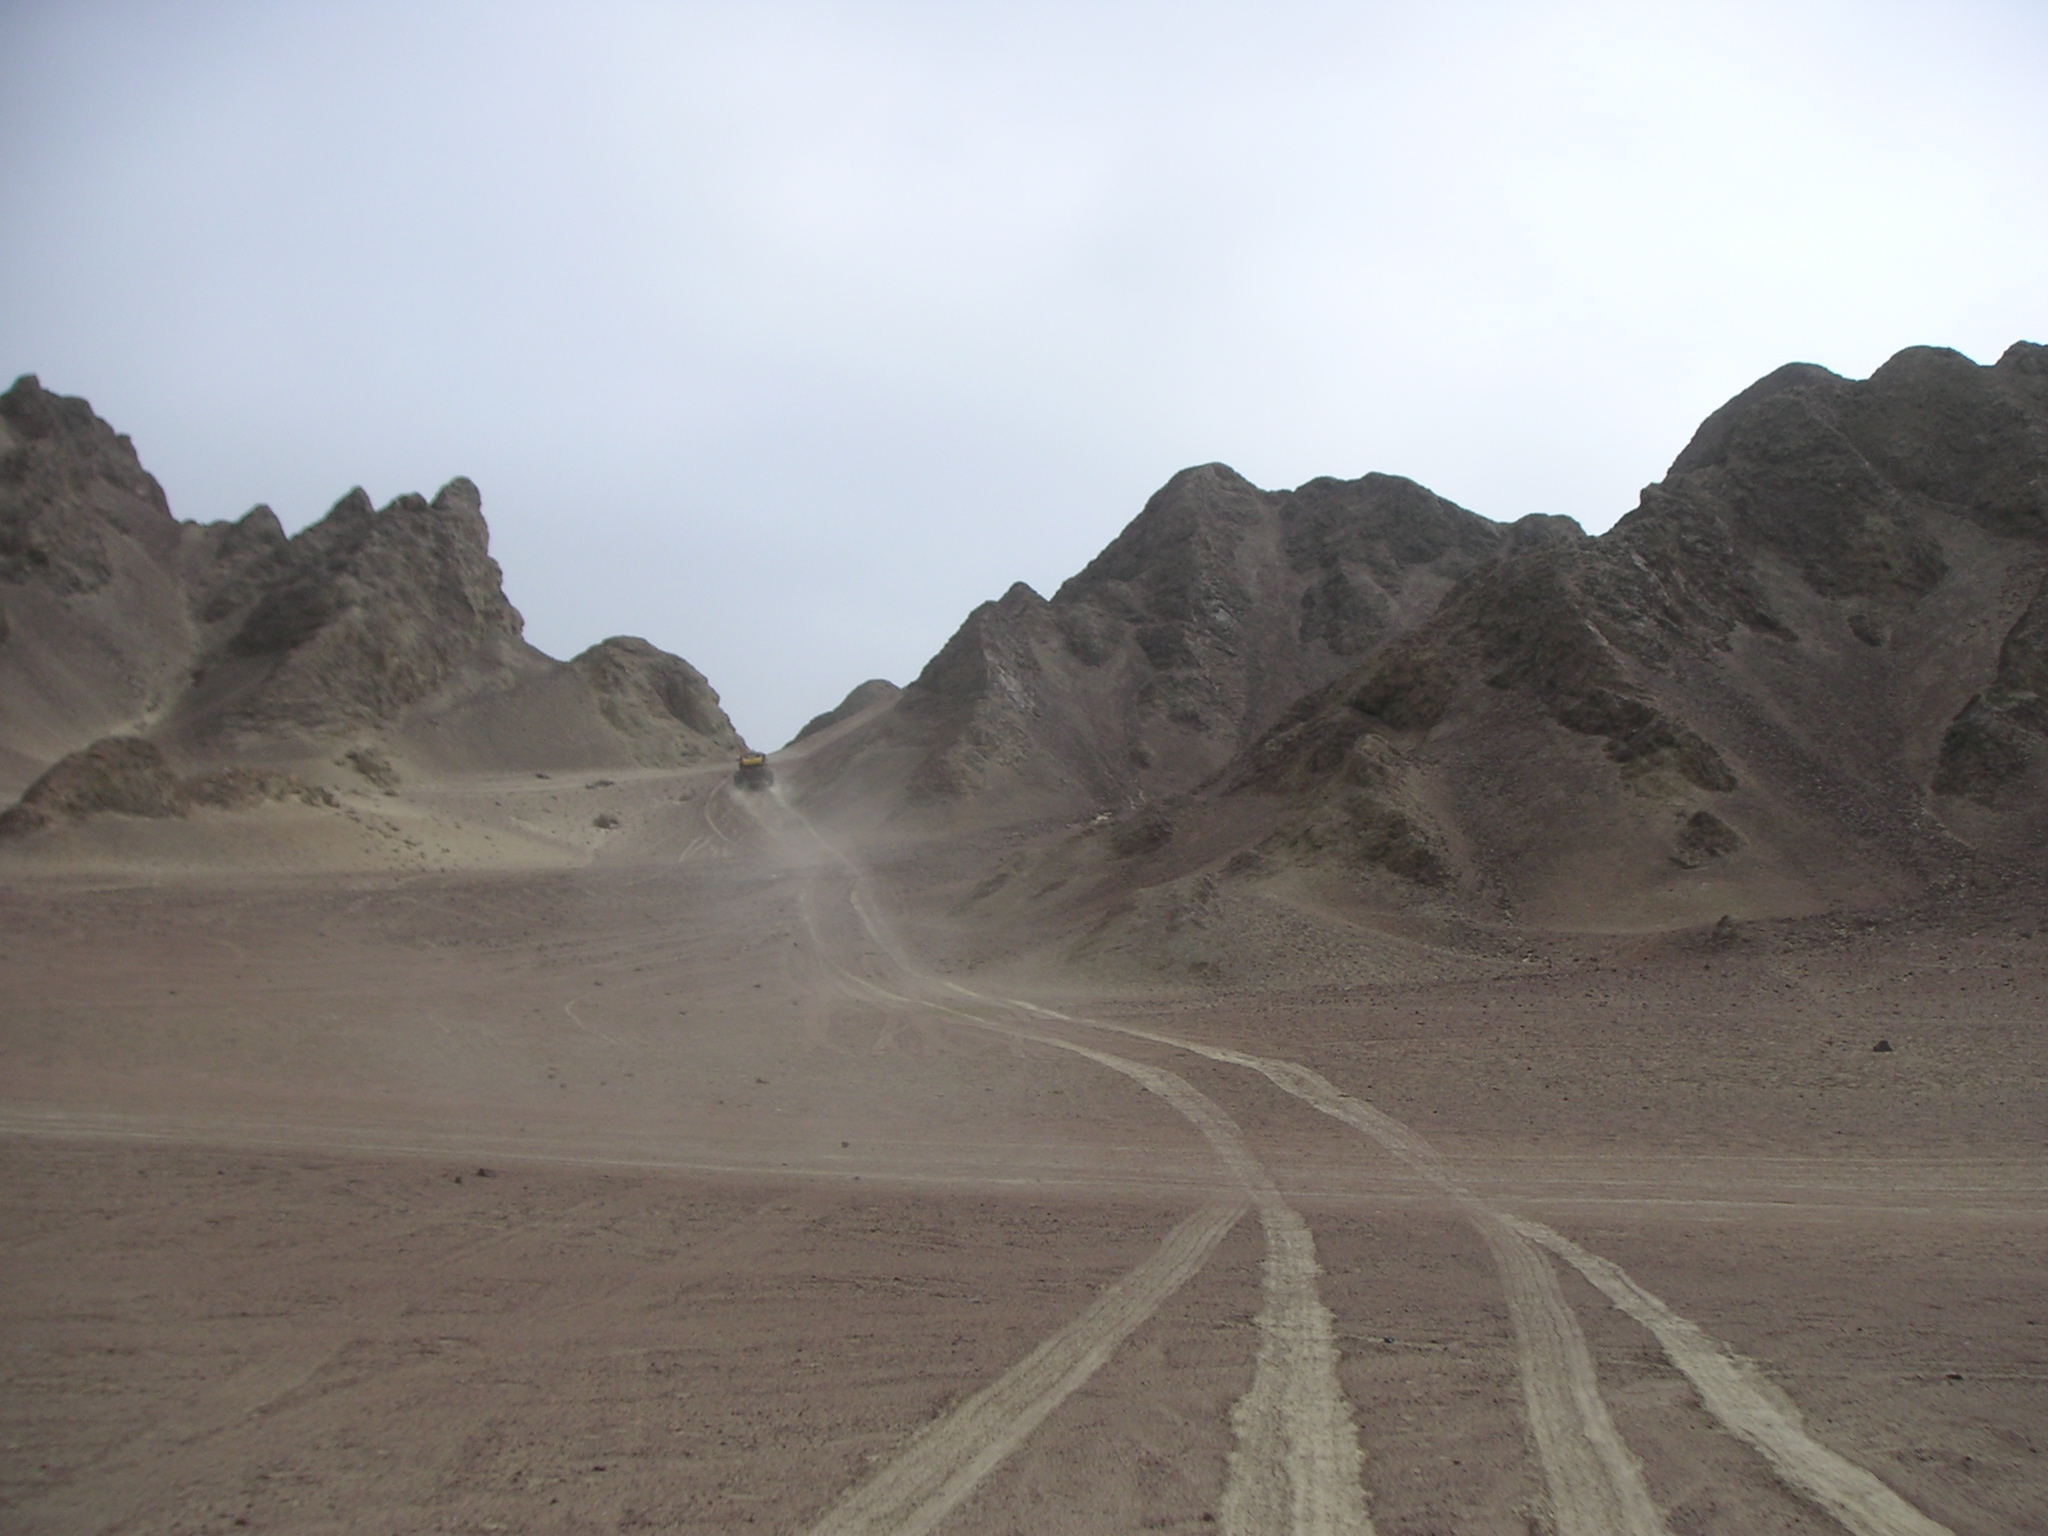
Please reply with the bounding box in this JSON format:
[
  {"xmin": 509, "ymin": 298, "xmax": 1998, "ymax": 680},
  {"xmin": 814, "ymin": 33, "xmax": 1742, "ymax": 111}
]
[
  {"xmin": 0, "ymin": 736, "xmax": 187, "ymax": 834},
  {"xmin": 0, "ymin": 735, "xmax": 334, "ymax": 838}
]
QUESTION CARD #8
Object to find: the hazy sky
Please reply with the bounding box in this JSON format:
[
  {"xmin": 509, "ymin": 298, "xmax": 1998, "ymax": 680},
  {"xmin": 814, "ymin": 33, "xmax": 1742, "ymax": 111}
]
[{"xmin": 4, "ymin": 2, "xmax": 2044, "ymax": 748}]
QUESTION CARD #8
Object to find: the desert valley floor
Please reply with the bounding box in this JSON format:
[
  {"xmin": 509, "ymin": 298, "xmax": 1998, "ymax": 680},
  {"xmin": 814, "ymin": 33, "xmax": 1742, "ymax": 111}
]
[{"xmin": 2, "ymin": 762, "xmax": 2043, "ymax": 1536}]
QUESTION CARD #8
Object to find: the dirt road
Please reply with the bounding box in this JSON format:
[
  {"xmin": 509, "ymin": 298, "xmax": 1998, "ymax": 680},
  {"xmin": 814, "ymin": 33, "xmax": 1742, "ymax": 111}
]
[{"xmin": 2, "ymin": 775, "xmax": 2042, "ymax": 1533}]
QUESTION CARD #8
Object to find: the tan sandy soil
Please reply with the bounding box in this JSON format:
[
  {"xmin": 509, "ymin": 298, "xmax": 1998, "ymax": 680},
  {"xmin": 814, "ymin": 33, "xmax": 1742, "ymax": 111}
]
[{"xmin": 2, "ymin": 766, "xmax": 2043, "ymax": 1534}]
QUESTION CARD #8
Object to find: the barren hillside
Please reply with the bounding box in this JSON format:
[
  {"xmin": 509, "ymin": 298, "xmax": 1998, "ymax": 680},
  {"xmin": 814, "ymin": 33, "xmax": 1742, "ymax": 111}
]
[
  {"xmin": 790, "ymin": 342, "xmax": 2048, "ymax": 958},
  {"xmin": 0, "ymin": 375, "xmax": 745, "ymax": 821}
]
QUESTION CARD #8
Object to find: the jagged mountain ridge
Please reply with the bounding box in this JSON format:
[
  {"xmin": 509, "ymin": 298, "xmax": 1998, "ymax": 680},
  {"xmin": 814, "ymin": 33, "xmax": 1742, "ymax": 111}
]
[
  {"xmin": 0, "ymin": 375, "xmax": 744, "ymax": 801},
  {"xmin": 1167, "ymin": 342, "xmax": 2048, "ymax": 928},
  {"xmin": 800, "ymin": 341, "xmax": 2048, "ymax": 938},
  {"xmin": 793, "ymin": 463, "xmax": 1554, "ymax": 821},
  {"xmin": 10, "ymin": 342, "xmax": 2043, "ymax": 933}
]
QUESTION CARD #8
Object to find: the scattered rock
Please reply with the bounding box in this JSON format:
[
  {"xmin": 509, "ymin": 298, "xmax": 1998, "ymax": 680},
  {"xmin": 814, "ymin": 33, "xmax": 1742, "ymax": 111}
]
[
  {"xmin": 1673, "ymin": 809, "xmax": 1744, "ymax": 868},
  {"xmin": 593, "ymin": 812, "xmax": 621, "ymax": 830},
  {"xmin": 1, "ymin": 737, "xmax": 185, "ymax": 833},
  {"xmin": 341, "ymin": 746, "xmax": 400, "ymax": 791},
  {"xmin": 1873, "ymin": 1039, "xmax": 1894, "ymax": 1053},
  {"xmin": 1109, "ymin": 804, "xmax": 1174, "ymax": 858},
  {"xmin": 184, "ymin": 767, "xmax": 336, "ymax": 810}
]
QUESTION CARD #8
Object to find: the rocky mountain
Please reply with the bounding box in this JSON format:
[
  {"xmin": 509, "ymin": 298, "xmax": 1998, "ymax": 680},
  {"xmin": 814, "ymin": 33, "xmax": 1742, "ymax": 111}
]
[
  {"xmin": 798, "ymin": 341, "xmax": 2048, "ymax": 937},
  {"xmin": 159, "ymin": 477, "xmax": 524, "ymax": 746},
  {"xmin": 0, "ymin": 374, "xmax": 210, "ymax": 788},
  {"xmin": 795, "ymin": 463, "xmax": 1540, "ymax": 824},
  {"xmin": 790, "ymin": 679, "xmax": 901, "ymax": 746},
  {"xmin": 1087, "ymin": 342, "xmax": 2048, "ymax": 931},
  {"xmin": 13, "ymin": 342, "xmax": 2041, "ymax": 931},
  {"xmin": 0, "ymin": 375, "xmax": 744, "ymax": 803},
  {"xmin": 570, "ymin": 636, "xmax": 745, "ymax": 768}
]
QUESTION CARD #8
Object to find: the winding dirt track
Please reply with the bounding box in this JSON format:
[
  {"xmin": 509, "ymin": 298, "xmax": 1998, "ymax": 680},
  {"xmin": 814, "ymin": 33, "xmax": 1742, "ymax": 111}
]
[
  {"xmin": 2, "ymin": 770, "xmax": 2034, "ymax": 1533},
  {"xmin": 746, "ymin": 788, "xmax": 1958, "ymax": 1536},
  {"xmin": 764, "ymin": 796, "xmax": 1374, "ymax": 1535},
  {"xmin": 960, "ymin": 1001, "xmax": 1962, "ymax": 1536}
]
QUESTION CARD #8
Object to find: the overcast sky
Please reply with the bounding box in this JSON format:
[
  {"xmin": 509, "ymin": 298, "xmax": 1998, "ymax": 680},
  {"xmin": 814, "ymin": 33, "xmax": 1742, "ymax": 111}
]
[{"xmin": 3, "ymin": 1, "xmax": 2044, "ymax": 748}]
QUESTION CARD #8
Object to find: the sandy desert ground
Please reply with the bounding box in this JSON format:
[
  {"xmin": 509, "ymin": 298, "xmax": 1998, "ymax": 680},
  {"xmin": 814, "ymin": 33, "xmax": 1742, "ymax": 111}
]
[{"xmin": 3, "ymin": 765, "xmax": 2044, "ymax": 1536}]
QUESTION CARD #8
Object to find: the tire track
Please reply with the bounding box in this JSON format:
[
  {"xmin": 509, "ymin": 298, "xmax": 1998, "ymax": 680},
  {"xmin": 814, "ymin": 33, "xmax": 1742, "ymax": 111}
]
[
  {"xmin": 827, "ymin": 968, "xmax": 1376, "ymax": 1536},
  {"xmin": 756, "ymin": 796, "xmax": 1377, "ymax": 1535},
  {"xmin": 958, "ymin": 995, "xmax": 1661, "ymax": 1536},
  {"xmin": 1224, "ymin": 1202, "xmax": 1375, "ymax": 1536},
  {"xmin": 1000, "ymin": 999, "xmax": 1953, "ymax": 1536},
  {"xmin": 801, "ymin": 1200, "xmax": 1246, "ymax": 1536},
  {"xmin": 1507, "ymin": 1219, "xmax": 1955, "ymax": 1536},
  {"xmin": 1478, "ymin": 1216, "xmax": 1667, "ymax": 1536}
]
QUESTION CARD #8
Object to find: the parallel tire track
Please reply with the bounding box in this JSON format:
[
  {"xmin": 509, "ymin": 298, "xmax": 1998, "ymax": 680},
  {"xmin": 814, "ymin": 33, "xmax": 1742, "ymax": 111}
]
[
  {"xmin": 802, "ymin": 1200, "xmax": 1247, "ymax": 1536},
  {"xmin": 770, "ymin": 800, "xmax": 1950, "ymax": 1536},
  {"xmin": 759, "ymin": 797, "xmax": 1378, "ymax": 1535},
  {"xmin": 831, "ymin": 969, "xmax": 1378, "ymax": 1536},
  {"xmin": 1005, "ymin": 1001, "xmax": 1953, "ymax": 1536},
  {"xmin": 974, "ymin": 997, "xmax": 1663, "ymax": 1536},
  {"xmin": 1478, "ymin": 1216, "xmax": 1667, "ymax": 1536},
  {"xmin": 1508, "ymin": 1219, "xmax": 1955, "ymax": 1536}
]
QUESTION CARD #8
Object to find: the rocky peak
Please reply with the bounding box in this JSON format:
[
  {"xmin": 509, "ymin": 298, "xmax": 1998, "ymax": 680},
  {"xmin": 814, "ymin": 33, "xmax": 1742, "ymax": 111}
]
[
  {"xmin": 1835, "ymin": 343, "xmax": 2048, "ymax": 541},
  {"xmin": 1221, "ymin": 340, "xmax": 2048, "ymax": 920},
  {"xmin": 570, "ymin": 636, "xmax": 745, "ymax": 766},
  {"xmin": 905, "ymin": 584, "xmax": 1048, "ymax": 710},
  {"xmin": 0, "ymin": 375, "xmax": 170, "ymax": 517},
  {"xmin": 1498, "ymin": 512, "xmax": 1587, "ymax": 559},
  {"xmin": 1056, "ymin": 465, "xmax": 1265, "ymax": 606},
  {"xmin": 1, "ymin": 374, "xmax": 176, "ymax": 591},
  {"xmin": 1665, "ymin": 361, "xmax": 1843, "ymax": 477},
  {"xmin": 1650, "ymin": 343, "xmax": 2046, "ymax": 610},
  {"xmin": 174, "ymin": 476, "xmax": 528, "ymax": 740},
  {"xmin": 1276, "ymin": 474, "xmax": 1502, "ymax": 658},
  {"xmin": 1277, "ymin": 473, "xmax": 1499, "ymax": 579},
  {"xmin": 808, "ymin": 460, "xmax": 1514, "ymax": 818}
]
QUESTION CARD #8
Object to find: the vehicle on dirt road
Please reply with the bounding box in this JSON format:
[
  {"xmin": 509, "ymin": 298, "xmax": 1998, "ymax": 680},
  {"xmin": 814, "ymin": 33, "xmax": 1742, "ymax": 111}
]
[{"xmin": 733, "ymin": 753, "xmax": 775, "ymax": 790}]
